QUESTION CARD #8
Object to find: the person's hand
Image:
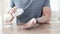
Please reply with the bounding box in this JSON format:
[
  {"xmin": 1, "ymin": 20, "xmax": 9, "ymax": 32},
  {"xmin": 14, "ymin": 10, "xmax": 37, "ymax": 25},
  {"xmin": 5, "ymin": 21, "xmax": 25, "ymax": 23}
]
[
  {"xmin": 5, "ymin": 14, "xmax": 14, "ymax": 22},
  {"xmin": 21, "ymin": 18, "xmax": 36, "ymax": 29},
  {"xmin": 8, "ymin": 7, "xmax": 17, "ymax": 15}
]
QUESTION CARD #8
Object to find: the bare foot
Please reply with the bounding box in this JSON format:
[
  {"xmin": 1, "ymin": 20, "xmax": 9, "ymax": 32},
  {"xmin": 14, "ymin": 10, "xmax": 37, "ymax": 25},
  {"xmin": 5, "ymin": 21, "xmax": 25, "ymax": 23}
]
[{"xmin": 21, "ymin": 18, "xmax": 36, "ymax": 29}]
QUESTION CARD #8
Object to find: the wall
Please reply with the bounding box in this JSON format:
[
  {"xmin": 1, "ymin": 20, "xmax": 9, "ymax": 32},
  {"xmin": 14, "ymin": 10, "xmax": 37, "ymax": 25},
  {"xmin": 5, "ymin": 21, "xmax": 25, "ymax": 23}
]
[{"xmin": 50, "ymin": 0, "xmax": 60, "ymax": 21}]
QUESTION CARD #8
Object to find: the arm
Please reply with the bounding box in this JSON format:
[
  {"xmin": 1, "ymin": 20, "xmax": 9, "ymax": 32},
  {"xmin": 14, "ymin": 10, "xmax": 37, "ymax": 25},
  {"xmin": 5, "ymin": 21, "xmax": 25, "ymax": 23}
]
[{"xmin": 37, "ymin": 0, "xmax": 51, "ymax": 23}]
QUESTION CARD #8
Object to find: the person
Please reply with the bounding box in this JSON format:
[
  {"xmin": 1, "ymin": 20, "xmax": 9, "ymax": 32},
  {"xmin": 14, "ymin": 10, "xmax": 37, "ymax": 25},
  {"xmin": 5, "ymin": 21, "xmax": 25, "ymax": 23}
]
[{"xmin": 5, "ymin": 0, "xmax": 51, "ymax": 29}]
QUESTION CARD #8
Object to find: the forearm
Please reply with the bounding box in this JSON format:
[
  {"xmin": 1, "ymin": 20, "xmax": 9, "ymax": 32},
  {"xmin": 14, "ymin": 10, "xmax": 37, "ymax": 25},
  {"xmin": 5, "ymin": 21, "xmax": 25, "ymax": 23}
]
[
  {"xmin": 36, "ymin": 7, "xmax": 51, "ymax": 23},
  {"xmin": 37, "ymin": 16, "xmax": 50, "ymax": 23}
]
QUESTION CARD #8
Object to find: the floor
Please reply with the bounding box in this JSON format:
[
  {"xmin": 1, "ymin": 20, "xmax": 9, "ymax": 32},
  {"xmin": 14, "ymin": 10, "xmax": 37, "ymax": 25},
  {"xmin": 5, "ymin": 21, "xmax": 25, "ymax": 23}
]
[{"xmin": 2, "ymin": 20, "xmax": 60, "ymax": 34}]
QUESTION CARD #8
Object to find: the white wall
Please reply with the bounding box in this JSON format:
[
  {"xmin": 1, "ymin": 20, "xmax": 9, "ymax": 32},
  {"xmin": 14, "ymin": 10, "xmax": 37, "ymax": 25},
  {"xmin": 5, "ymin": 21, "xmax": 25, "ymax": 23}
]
[
  {"xmin": 58, "ymin": 0, "xmax": 60, "ymax": 20},
  {"xmin": 50, "ymin": 0, "xmax": 60, "ymax": 21},
  {"xmin": 0, "ymin": 0, "xmax": 2, "ymax": 34}
]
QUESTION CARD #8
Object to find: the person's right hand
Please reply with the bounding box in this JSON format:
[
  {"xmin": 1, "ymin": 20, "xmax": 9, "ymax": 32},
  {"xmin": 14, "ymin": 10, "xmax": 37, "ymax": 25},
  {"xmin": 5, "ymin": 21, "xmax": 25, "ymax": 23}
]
[{"xmin": 8, "ymin": 7, "xmax": 17, "ymax": 15}]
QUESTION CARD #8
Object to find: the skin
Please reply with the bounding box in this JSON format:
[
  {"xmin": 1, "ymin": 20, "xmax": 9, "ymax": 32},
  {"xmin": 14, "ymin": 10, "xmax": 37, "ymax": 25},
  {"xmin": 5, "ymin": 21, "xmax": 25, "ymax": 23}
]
[
  {"xmin": 6, "ymin": 7, "xmax": 51, "ymax": 29},
  {"xmin": 21, "ymin": 7, "xmax": 51, "ymax": 29},
  {"xmin": 8, "ymin": 7, "xmax": 16, "ymax": 15},
  {"xmin": 5, "ymin": 7, "xmax": 16, "ymax": 22},
  {"xmin": 37, "ymin": 7, "xmax": 51, "ymax": 23}
]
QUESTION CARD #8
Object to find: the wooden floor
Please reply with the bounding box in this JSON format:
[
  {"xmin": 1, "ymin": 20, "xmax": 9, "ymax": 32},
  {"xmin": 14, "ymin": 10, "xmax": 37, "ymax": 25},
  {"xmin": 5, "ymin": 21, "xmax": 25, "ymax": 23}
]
[{"xmin": 3, "ymin": 21, "xmax": 60, "ymax": 34}]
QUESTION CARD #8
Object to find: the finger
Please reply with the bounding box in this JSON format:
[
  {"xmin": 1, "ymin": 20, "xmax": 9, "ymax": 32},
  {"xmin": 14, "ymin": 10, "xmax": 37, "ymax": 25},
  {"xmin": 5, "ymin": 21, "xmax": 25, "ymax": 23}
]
[
  {"xmin": 13, "ymin": 7, "xmax": 17, "ymax": 12},
  {"xmin": 12, "ymin": 8, "xmax": 16, "ymax": 13},
  {"xmin": 11, "ymin": 8, "xmax": 16, "ymax": 13}
]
